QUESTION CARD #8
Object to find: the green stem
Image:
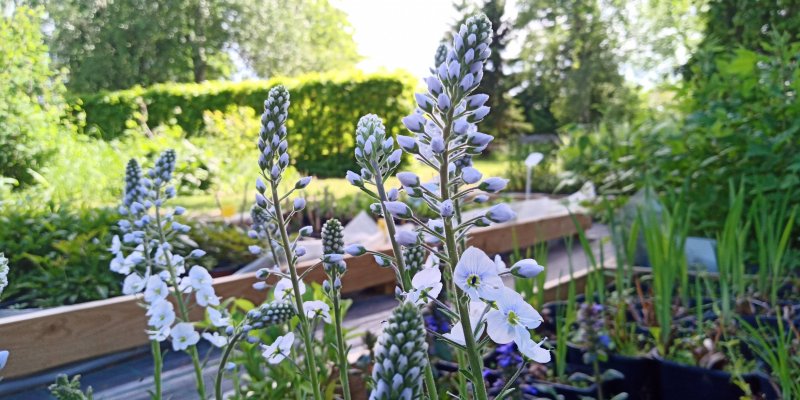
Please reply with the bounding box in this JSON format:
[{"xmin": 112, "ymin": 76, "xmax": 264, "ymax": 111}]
[
  {"xmin": 332, "ymin": 292, "xmax": 352, "ymax": 400},
  {"xmin": 216, "ymin": 333, "xmax": 243, "ymax": 400},
  {"xmin": 372, "ymin": 164, "xmax": 411, "ymax": 291},
  {"xmin": 269, "ymin": 184, "xmax": 323, "ymax": 400},
  {"xmin": 155, "ymin": 202, "xmax": 206, "ymax": 399},
  {"xmin": 150, "ymin": 340, "xmax": 163, "ymax": 400},
  {"xmin": 439, "ymin": 115, "xmax": 489, "ymax": 400},
  {"xmin": 593, "ymin": 359, "xmax": 604, "ymax": 400},
  {"xmin": 373, "ymin": 167, "xmax": 440, "ymax": 400}
]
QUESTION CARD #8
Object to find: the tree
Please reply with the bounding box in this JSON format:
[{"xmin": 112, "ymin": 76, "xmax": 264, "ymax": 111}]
[
  {"xmin": 450, "ymin": 0, "xmax": 531, "ymax": 139},
  {"xmin": 515, "ymin": 0, "xmax": 637, "ymax": 128},
  {"xmin": 0, "ymin": 6, "xmax": 68, "ymax": 188},
  {"xmin": 235, "ymin": 0, "xmax": 360, "ymax": 79},
  {"xmin": 35, "ymin": 0, "xmax": 359, "ymax": 92}
]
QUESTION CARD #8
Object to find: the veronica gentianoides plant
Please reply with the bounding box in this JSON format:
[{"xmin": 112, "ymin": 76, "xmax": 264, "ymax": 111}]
[
  {"xmin": 111, "ymin": 151, "xmax": 221, "ymax": 399},
  {"xmin": 346, "ymin": 14, "xmax": 550, "ymax": 400}
]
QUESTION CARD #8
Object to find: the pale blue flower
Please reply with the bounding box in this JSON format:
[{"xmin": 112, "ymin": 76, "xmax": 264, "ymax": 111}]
[
  {"xmin": 170, "ymin": 322, "xmax": 200, "ymax": 352},
  {"xmin": 462, "ymin": 167, "xmax": 482, "ymax": 184},
  {"xmin": 397, "ymin": 172, "xmax": 420, "ymax": 187},
  {"xmin": 480, "ymin": 177, "xmax": 508, "ymax": 193},
  {"xmin": 512, "ymin": 259, "xmax": 544, "ymax": 278},
  {"xmin": 395, "ymin": 230, "xmax": 419, "ymax": 246},
  {"xmin": 486, "ymin": 203, "xmax": 515, "ymax": 223},
  {"xmin": 345, "ymin": 244, "xmax": 367, "ymax": 256},
  {"xmin": 384, "ymin": 201, "xmax": 413, "ymax": 219}
]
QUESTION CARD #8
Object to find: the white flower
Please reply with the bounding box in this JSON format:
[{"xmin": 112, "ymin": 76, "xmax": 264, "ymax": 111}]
[
  {"xmin": 275, "ymin": 278, "xmax": 305, "ymax": 300},
  {"xmin": 144, "ymin": 275, "xmax": 169, "ymax": 303},
  {"xmin": 109, "ymin": 235, "xmax": 122, "ymax": 254},
  {"xmin": 110, "ymin": 251, "xmax": 142, "ymax": 275},
  {"xmin": 207, "ymin": 307, "xmax": 230, "ymax": 327},
  {"xmin": 0, "ymin": 350, "xmax": 8, "ymax": 370},
  {"xmin": 303, "ymin": 300, "xmax": 332, "ymax": 324},
  {"xmin": 146, "ymin": 299, "xmax": 175, "ymax": 329},
  {"xmin": 188, "ymin": 265, "xmax": 213, "ymax": 290},
  {"xmin": 262, "ymin": 332, "xmax": 295, "ymax": 364},
  {"xmin": 202, "ymin": 332, "xmax": 228, "ymax": 347},
  {"xmin": 122, "ymin": 273, "xmax": 147, "ymax": 295},
  {"xmin": 196, "ymin": 285, "xmax": 220, "ymax": 307},
  {"xmin": 444, "ymin": 301, "xmax": 487, "ymax": 346},
  {"xmin": 453, "ymin": 247, "xmax": 503, "ymax": 300},
  {"xmin": 147, "ymin": 325, "xmax": 170, "ymax": 342},
  {"xmin": 518, "ymin": 337, "xmax": 551, "ymax": 363},
  {"xmin": 511, "ymin": 259, "xmax": 544, "ymax": 278},
  {"xmin": 494, "ymin": 255, "xmax": 509, "ymax": 274},
  {"xmin": 405, "ymin": 267, "xmax": 442, "ymax": 306},
  {"xmin": 485, "ymin": 288, "xmax": 543, "ymax": 345},
  {"xmin": 170, "ymin": 322, "xmax": 200, "ymax": 351}
]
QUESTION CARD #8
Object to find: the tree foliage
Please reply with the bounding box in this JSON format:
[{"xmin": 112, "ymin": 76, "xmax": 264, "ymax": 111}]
[
  {"xmin": 34, "ymin": 0, "xmax": 359, "ymax": 92},
  {"xmin": 0, "ymin": 6, "xmax": 67, "ymax": 188},
  {"xmin": 515, "ymin": 0, "xmax": 637, "ymax": 128}
]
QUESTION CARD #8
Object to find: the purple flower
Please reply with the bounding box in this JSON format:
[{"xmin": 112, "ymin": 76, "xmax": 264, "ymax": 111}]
[
  {"xmin": 466, "ymin": 94, "xmax": 489, "ymax": 109},
  {"xmin": 293, "ymin": 197, "xmax": 306, "ymax": 211},
  {"xmin": 295, "ymin": 176, "xmax": 312, "ymax": 189},
  {"xmin": 255, "ymin": 193, "xmax": 268, "ymax": 208},
  {"xmin": 473, "ymin": 194, "xmax": 490, "ymax": 203},
  {"xmin": 453, "ymin": 118, "xmax": 470, "ymax": 135},
  {"xmin": 479, "ymin": 177, "xmax": 508, "ymax": 193},
  {"xmin": 402, "ymin": 114, "xmax": 426, "ymax": 133},
  {"xmin": 397, "ymin": 172, "xmax": 420, "ymax": 187},
  {"xmin": 437, "ymin": 93, "xmax": 451, "ymax": 111},
  {"xmin": 486, "ymin": 203, "xmax": 515, "ymax": 223},
  {"xmin": 395, "ymin": 230, "xmax": 419, "ymax": 246},
  {"xmin": 439, "ymin": 199, "xmax": 454, "ymax": 218},
  {"xmin": 460, "ymin": 74, "xmax": 474, "ymax": 92},
  {"xmin": 511, "ymin": 259, "xmax": 544, "ymax": 278},
  {"xmin": 431, "ymin": 136, "xmax": 445, "ymax": 154},
  {"xmin": 467, "ymin": 131, "xmax": 494, "ymax": 147},
  {"xmin": 469, "ymin": 106, "xmax": 491, "ymax": 122},
  {"xmin": 387, "ymin": 149, "xmax": 402, "ymax": 166},
  {"xmin": 344, "ymin": 244, "xmax": 366, "ymax": 256},
  {"xmin": 397, "ymin": 135, "xmax": 419, "ymax": 153},
  {"xmin": 255, "ymin": 178, "xmax": 267, "ymax": 193},
  {"xmin": 462, "ymin": 167, "xmax": 482, "ymax": 184},
  {"xmin": 415, "ymin": 93, "xmax": 434, "ymax": 113},
  {"xmin": 383, "ymin": 201, "xmax": 413, "ymax": 219},
  {"xmin": 387, "ymin": 188, "xmax": 399, "ymax": 201},
  {"xmin": 425, "ymin": 76, "xmax": 443, "ymax": 95},
  {"xmin": 346, "ymin": 170, "xmax": 363, "ymax": 186}
]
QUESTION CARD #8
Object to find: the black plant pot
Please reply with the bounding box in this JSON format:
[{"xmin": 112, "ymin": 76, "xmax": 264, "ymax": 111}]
[
  {"xmin": 657, "ymin": 359, "xmax": 749, "ymax": 400},
  {"xmin": 602, "ymin": 354, "xmax": 660, "ymax": 400}
]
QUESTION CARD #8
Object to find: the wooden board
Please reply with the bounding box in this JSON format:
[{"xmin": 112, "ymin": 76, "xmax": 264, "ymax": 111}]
[{"xmin": 0, "ymin": 210, "xmax": 590, "ymax": 379}]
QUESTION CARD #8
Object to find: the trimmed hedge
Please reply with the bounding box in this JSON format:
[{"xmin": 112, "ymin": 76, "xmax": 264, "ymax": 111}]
[{"xmin": 72, "ymin": 71, "xmax": 417, "ymax": 177}]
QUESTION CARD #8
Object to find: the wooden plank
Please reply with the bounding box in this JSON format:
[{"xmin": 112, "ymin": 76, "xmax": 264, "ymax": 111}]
[{"xmin": 0, "ymin": 211, "xmax": 590, "ymax": 379}]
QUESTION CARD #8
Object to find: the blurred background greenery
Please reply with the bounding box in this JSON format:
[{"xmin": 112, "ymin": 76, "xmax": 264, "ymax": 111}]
[{"xmin": 1, "ymin": 0, "xmax": 798, "ymax": 307}]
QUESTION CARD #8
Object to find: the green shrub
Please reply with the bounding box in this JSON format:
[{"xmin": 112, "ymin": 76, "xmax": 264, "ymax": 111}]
[
  {"xmin": 73, "ymin": 71, "xmax": 417, "ymax": 177},
  {"xmin": 0, "ymin": 204, "xmax": 120, "ymax": 308}
]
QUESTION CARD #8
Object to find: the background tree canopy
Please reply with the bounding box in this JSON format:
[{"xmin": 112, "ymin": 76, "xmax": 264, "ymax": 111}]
[{"xmin": 32, "ymin": 0, "xmax": 360, "ymax": 92}]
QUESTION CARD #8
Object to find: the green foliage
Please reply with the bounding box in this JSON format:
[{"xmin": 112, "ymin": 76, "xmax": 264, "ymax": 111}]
[
  {"xmin": 515, "ymin": 0, "xmax": 639, "ymax": 128},
  {"xmin": 74, "ymin": 71, "xmax": 416, "ymax": 177},
  {"xmin": 0, "ymin": 204, "xmax": 119, "ymax": 308},
  {"xmin": 678, "ymin": 31, "xmax": 800, "ymax": 235},
  {"xmin": 0, "ymin": 6, "xmax": 70, "ymax": 188},
  {"xmin": 236, "ymin": 0, "xmax": 360, "ymax": 79},
  {"xmin": 504, "ymin": 139, "xmax": 577, "ymax": 194},
  {"xmin": 48, "ymin": 374, "xmax": 93, "ymax": 400},
  {"xmin": 37, "ymin": 0, "xmax": 359, "ymax": 92}
]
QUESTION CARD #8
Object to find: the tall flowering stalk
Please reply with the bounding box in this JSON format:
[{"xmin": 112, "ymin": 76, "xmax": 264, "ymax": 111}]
[
  {"xmin": 348, "ymin": 14, "xmax": 550, "ymax": 399},
  {"xmin": 344, "ymin": 114, "xmax": 439, "ymax": 399},
  {"xmin": 321, "ymin": 219, "xmax": 352, "ymax": 400},
  {"xmin": 250, "ymin": 85, "xmax": 324, "ymax": 400},
  {"xmin": 111, "ymin": 152, "xmax": 222, "ymax": 399}
]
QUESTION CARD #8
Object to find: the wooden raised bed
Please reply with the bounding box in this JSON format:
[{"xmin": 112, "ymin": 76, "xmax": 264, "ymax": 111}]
[{"xmin": 0, "ymin": 209, "xmax": 590, "ymax": 379}]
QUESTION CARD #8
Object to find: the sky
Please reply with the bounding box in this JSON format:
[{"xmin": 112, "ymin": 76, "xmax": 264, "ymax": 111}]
[{"xmin": 331, "ymin": 0, "xmax": 461, "ymax": 79}]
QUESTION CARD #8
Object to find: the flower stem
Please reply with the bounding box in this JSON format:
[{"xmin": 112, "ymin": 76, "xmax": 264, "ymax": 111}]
[
  {"xmin": 332, "ymin": 293, "xmax": 352, "ymax": 400},
  {"xmin": 155, "ymin": 202, "xmax": 206, "ymax": 399},
  {"xmin": 373, "ymin": 164, "xmax": 440, "ymax": 400},
  {"xmin": 216, "ymin": 333, "xmax": 243, "ymax": 400},
  {"xmin": 372, "ymin": 165, "xmax": 411, "ymax": 291},
  {"xmin": 269, "ymin": 185, "xmax": 323, "ymax": 400},
  {"xmin": 150, "ymin": 340, "xmax": 163, "ymax": 400},
  {"xmin": 439, "ymin": 119, "xmax": 489, "ymax": 400}
]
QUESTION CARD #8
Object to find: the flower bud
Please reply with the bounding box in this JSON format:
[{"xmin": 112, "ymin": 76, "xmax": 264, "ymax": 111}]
[
  {"xmin": 387, "ymin": 188, "xmax": 399, "ymax": 201},
  {"xmin": 293, "ymin": 197, "xmax": 306, "ymax": 211},
  {"xmin": 384, "ymin": 201, "xmax": 413, "ymax": 219},
  {"xmin": 395, "ymin": 230, "xmax": 419, "ymax": 246},
  {"xmin": 486, "ymin": 203, "xmax": 515, "ymax": 223},
  {"xmin": 439, "ymin": 199, "xmax": 455, "ymax": 218},
  {"xmin": 415, "ymin": 93, "xmax": 434, "ymax": 113},
  {"xmin": 397, "ymin": 135, "xmax": 419, "ymax": 153},
  {"xmin": 512, "ymin": 259, "xmax": 544, "ymax": 278},
  {"xmin": 479, "ymin": 177, "xmax": 508, "ymax": 193},
  {"xmin": 345, "ymin": 244, "xmax": 367, "ymax": 256},
  {"xmin": 346, "ymin": 170, "xmax": 363, "ymax": 186},
  {"xmin": 397, "ymin": 172, "xmax": 421, "ymax": 187},
  {"xmin": 295, "ymin": 176, "xmax": 312, "ymax": 189},
  {"xmin": 462, "ymin": 167, "xmax": 482, "ymax": 184}
]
